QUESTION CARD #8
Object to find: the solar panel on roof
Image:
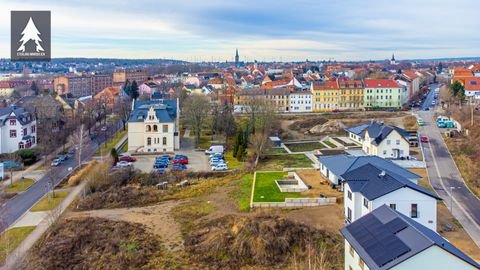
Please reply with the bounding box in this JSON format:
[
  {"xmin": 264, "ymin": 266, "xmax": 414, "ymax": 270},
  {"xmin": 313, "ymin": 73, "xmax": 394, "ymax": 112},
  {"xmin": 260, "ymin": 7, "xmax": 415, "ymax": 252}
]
[{"xmin": 385, "ymin": 218, "xmax": 408, "ymax": 234}]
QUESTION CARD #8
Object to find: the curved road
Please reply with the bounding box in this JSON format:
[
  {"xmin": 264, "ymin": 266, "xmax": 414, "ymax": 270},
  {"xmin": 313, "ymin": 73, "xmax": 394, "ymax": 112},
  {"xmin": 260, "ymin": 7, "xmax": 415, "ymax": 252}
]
[{"xmin": 417, "ymin": 86, "xmax": 480, "ymax": 246}]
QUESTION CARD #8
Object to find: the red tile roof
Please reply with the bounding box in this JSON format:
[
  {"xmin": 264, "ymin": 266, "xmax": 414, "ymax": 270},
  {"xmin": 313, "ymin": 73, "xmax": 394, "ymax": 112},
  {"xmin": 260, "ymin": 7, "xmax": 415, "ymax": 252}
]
[
  {"xmin": 464, "ymin": 77, "xmax": 480, "ymax": 91},
  {"xmin": 364, "ymin": 79, "xmax": 401, "ymax": 88},
  {"xmin": 312, "ymin": 80, "xmax": 339, "ymax": 90}
]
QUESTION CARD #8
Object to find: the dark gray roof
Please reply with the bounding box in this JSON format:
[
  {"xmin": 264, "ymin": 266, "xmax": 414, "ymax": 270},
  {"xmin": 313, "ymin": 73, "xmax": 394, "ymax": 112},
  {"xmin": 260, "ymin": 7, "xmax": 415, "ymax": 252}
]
[
  {"xmin": 345, "ymin": 121, "xmax": 409, "ymax": 145},
  {"xmin": 128, "ymin": 99, "xmax": 177, "ymax": 123},
  {"xmin": 341, "ymin": 205, "xmax": 480, "ymax": 269},
  {"xmin": 318, "ymin": 155, "xmax": 420, "ymax": 180},
  {"xmin": 341, "ymin": 163, "xmax": 441, "ymax": 200},
  {"xmin": 0, "ymin": 106, "xmax": 35, "ymax": 126}
]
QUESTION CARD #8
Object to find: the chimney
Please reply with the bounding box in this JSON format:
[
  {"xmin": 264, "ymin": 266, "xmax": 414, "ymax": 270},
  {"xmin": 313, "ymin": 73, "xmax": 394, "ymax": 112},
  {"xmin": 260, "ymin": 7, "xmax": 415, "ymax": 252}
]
[{"xmin": 379, "ymin": 170, "xmax": 386, "ymax": 178}]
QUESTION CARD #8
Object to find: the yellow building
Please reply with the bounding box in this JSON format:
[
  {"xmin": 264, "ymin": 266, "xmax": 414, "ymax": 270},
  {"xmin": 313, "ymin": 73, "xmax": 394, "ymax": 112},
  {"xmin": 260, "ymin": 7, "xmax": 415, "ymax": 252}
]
[
  {"xmin": 311, "ymin": 80, "xmax": 339, "ymax": 112},
  {"xmin": 338, "ymin": 80, "xmax": 364, "ymax": 111}
]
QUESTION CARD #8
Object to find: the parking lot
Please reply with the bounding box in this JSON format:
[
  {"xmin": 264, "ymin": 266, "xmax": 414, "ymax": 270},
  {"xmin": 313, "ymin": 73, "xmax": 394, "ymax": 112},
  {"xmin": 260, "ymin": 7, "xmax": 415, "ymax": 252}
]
[{"xmin": 132, "ymin": 149, "xmax": 209, "ymax": 173}]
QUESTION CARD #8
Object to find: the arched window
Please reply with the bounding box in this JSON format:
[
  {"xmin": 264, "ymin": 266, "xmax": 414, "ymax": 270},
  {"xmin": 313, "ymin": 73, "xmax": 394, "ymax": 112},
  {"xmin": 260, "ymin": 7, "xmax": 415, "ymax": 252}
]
[
  {"xmin": 153, "ymin": 125, "xmax": 158, "ymax": 132},
  {"xmin": 146, "ymin": 125, "xmax": 151, "ymax": 132}
]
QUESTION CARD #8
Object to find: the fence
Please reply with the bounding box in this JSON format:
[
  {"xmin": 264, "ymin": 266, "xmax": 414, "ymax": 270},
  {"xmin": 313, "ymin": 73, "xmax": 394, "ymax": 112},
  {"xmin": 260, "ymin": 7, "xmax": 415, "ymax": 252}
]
[{"xmin": 251, "ymin": 197, "xmax": 336, "ymax": 208}]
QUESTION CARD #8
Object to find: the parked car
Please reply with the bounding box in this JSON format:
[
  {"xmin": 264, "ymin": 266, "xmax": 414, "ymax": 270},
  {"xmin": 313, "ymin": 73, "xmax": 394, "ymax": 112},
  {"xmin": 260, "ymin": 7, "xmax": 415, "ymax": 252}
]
[
  {"xmin": 210, "ymin": 158, "xmax": 224, "ymax": 166},
  {"xmin": 212, "ymin": 163, "xmax": 228, "ymax": 171},
  {"xmin": 100, "ymin": 126, "xmax": 107, "ymax": 132},
  {"xmin": 157, "ymin": 155, "xmax": 171, "ymax": 160},
  {"xmin": 58, "ymin": 154, "xmax": 68, "ymax": 161},
  {"xmin": 116, "ymin": 161, "xmax": 132, "ymax": 167},
  {"xmin": 205, "ymin": 145, "xmax": 224, "ymax": 155},
  {"xmin": 420, "ymin": 136, "xmax": 429, "ymax": 143},
  {"xmin": 119, "ymin": 155, "xmax": 137, "ymax": 162},
  {"xmin": 153, "ymin": 161, "xmax": 169, "ymax": 168},
  {"xmin": 417, "ymin": 118, "xmax": 425, "ymax": 126},
  {"xmin": 172, "ymin": 157, "xmax": 188, "ymax": 165},
  {"xmin": 209, "ymin": 153, "xmax": 224, "ymax": 160},
  {"xmin": 51, "ymin": 159, "xmax": 61, "ymax": 167},
  {"xmin": 174, "ymin": 154, "xmax": 188, "ymax": 161},
  {"xmin": 423, "ymin": 107, "xmax": 430, "ymax": 111},
  {"xmin": 156, "ymin": 157, "xmax": 170, "ymax": 164}
]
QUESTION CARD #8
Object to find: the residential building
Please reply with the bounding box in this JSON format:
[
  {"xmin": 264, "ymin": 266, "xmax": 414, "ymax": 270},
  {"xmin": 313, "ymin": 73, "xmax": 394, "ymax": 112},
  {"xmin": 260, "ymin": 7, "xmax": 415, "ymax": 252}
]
[
  {"xmin": 318, "ymin": 155, "xmax": 421, "ymax": 186},
  {"xmin": 266, "ymin": 87, "xmax": 290, "ymax": 112},
  {"xmin": 0, "ymin": 106, "xmax": 36, "ymax": 153},
  {"xmin": 93, "ymin": 86, "xmax": 124, "ymax": 114},
  {"xmin": 113, "ymin": 68, "xmax": 147, "ymax": 86},
  {"xmin": 341, "ymin": 205, "xmax": 480, "ymax": 270},
  {"xmin": 338, "ymin": 80, "xmax": 364, "ymax": 111},
  {"xmin": 54, "ymin": 74, "xmax": 113, "ymax": 97},
  {"xmin": 234, "ymin": 87, "xmax": 290, "ymax": 113},
  {"xmin": 127, "ymin": 99, "xmax": 180, "ymax": 153},
  {"xmin": 311, "ymin": 80, "xmax": 340, "ymax": 112},
  {"xmin": 342, "ymin": 163, "xmax": 440, "ymax": 231},
  {"xmin": 345, "ymin": 121, "xmax": 410, "ymax": 159},
  {"xmin": 289, "ymin": 91, "xmax": 313, "ymax": 112},
  {"xmin": 464, "ymin": 77, "xmax": 480, "ymax": 101},
  {"xmin": 399, "ymin": 71, "xmax": 421, "ymax": 99},
  {"xmin": 364, "ymin": 79, "xmax": 407, "ymax": 110}
]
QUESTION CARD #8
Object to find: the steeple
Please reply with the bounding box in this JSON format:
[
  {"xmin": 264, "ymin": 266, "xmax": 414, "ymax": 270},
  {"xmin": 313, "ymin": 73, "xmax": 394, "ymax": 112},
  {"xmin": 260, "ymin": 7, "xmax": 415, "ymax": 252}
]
[
  {"xmin": 390, "ymin": 53, "xmax": 396, "ymax": 65},
  {"xmin": 391, "ymin": 53, "xmax": 395, "ymax": 61},
  {"xmin": 235, "ymin": 48, "xmax": 239, "ymax": 67}
]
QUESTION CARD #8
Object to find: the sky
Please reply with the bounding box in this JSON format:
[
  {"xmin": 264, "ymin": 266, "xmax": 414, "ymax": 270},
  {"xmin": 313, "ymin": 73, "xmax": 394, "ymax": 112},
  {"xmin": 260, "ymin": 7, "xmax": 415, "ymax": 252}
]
[{"xmin": 0, "ymin": 0, "xmax": 479, "ymax": 61}]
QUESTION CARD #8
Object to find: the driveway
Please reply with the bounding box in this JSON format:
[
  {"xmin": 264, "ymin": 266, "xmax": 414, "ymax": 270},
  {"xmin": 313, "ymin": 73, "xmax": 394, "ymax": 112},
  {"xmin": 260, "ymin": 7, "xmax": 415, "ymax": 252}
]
[{"xmin": 417, "ymin": 87, "xmax": 480, "ymax": 247}]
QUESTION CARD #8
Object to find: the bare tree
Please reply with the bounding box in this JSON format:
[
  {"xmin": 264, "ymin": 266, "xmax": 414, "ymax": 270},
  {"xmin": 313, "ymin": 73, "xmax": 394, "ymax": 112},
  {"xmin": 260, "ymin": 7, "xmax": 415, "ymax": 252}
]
[
  {"xmin": 114, "ymin": 97, "xmax": 132, "ymax": 131},
  {"xmin": 250, "ymin": 132, "xmax": 271, "ymax": 168},
  {"xmin": 183, "ymin": 95, "xmax": 211, "ymax": 144},
  {"xmin": 69, "ymin": 124, "xmax": 86, "ymax": 168}
]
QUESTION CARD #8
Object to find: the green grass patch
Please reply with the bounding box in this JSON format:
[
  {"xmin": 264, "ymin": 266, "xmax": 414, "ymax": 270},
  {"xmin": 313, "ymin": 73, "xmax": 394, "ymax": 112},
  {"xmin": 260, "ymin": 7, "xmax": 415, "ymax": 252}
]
[
  {"xmin": 118, "ymin": 141, "xmax": 128, "ymax": 154},
  {"xmin": 253, "ymin": 172, "xmax": 305, "ymax": 202},
  {"xmin": 323, "ymin": 140, "xmax": 337, "ymax": 148},
  {"xmin": 285, "ymin": 142, "xmax": 326, "ymax": 152},
  {"xmin": 229, "ymin": 174, "xmax": 254, "ymax": 211},
  {"xmin": 0, "ymin": 226, "xmax": 36, "ymax": 263},
  {"xmin": 224, "ymin": 151, "xmax": 245, "ymax": 169},
  {"xmin": 5, "ymin": 178, "xmax": 35, "ymax": 193},
  {"xmin": 258, "ymin": 154, "xmax": 313, "ymax": 170},
  {"xmin": 94, "ymin": 129, "xmax": 127, "ymax": 156},
  {"xmin": 30, "ymin": 191, "xmax": 69, "ymax": 212},
  {"xmin": 268, "ymin": 147, "xmax": 288, "ymax": 154}
]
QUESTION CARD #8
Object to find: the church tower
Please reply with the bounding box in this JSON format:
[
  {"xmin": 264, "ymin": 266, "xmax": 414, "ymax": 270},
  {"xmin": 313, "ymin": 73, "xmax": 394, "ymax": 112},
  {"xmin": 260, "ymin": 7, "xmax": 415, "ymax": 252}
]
[
  {"xmin": 235, "ymin": 48, "xmax": 239, "ymax": 67},
  {"xmin": 390, "ymin": 53, "xmax": 396, "ymax": 65}
]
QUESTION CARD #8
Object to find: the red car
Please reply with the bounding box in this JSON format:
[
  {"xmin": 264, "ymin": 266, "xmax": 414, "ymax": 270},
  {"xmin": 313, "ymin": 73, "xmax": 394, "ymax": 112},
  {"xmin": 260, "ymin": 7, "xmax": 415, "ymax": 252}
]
[
  {"xmin": 119, "ymin": 156, "xmax": 137, "ymax": 162},
  {"xmin": 172, "ymin": 158, "xmax": 188, "ymax": 165},
  {"xmin": 420, "ymin": 136, "xmax": 429, "ymax": 143}
]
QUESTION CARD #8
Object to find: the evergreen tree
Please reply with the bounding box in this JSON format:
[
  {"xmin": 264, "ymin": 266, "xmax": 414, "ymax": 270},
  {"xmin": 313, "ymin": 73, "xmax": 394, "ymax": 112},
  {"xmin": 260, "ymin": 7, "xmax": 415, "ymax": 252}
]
[
  {"xmin": 110, "ymin": 148, "xmax": 119, "ymax": 165},
  {"xmin": 30, "ymin": 81, "xmax": 39, "ymax": 95},
  {"xmin": 233, "ymin": 127, "xmax": 243, "ymax": 158},
  {"xmin": 130, "ymin": 80, "xmax": 139, "ymax": 99},
  {"xmin": 450, "ymin": 81, "xmax": 464, "ymax": 97},
  {"xmin": 123, "ymin": 80, "xmax": 131, "ymax": 96}
]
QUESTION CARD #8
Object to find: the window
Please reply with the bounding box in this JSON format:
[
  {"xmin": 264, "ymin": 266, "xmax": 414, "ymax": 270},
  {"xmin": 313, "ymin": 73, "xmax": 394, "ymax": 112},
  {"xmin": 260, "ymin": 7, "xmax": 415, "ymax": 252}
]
[
  {"xmin": 163, "ymin": 125, "xmax": 168, "ymax": 132},
  {"xmin": 162, "ymin": 137, "xmax": 167, "ymax": 145},
  {"xmin": 146, "ymin": 125, "xmax": 151, "ymax": 132},
  {"xmin": 411, "ymin": 204, "xmax": 418, "ymax": 218},
  {"xmin": 23, "ymin": 128, "xmax": 27, "ymax": 136},
  {"xmin": 396, "ymin": 139, "xmax": 400, "ymax": 145},
  {"xmin": 347, "ymin": 207, "xmax": 352, "ymax": 222},
  {"xmin": 31, "ymin": 125, "xmax": 36, "ymax": 133},
  {"xmin": 18, "ymin": 142, "xmax": 24, "ymax": 149},
  {"xmin": 387, "ymin": 140, "xmax": 391, "ymax": 145},
  {"xmin": 153, "ymin": 125, "xmax": 158, "ymax": 132},
  {"xmin": 10, "ymin": 130, "xmax": 16, "ymax": 138},
  {"xmin": 390, "ymin": 203, "xmax": 396, "ymax": 210},
  {"xmin": 359, "ymin": 258, "xmax": 365, "ymax": 269},
  {"xmin": 147, "ymin": 137, "xmax": 151, "ymax": 145},
  {"xmin": 383, "ymin": 150, "xmax": 387, "ymax": 155},
  {"xmin": 347, "ymin": 191, "xmax": 352, "ymax": 200},
  {"xmin": 363, "ymin": 198, "xmax": 368, "ymax": 208},
  {"xmin": 9, "ymin": 119, "xmax": 16, "ymax": 126},
  {"xmin": 349, "ymin": 243, "xmax": 354, "ymax": 257}
]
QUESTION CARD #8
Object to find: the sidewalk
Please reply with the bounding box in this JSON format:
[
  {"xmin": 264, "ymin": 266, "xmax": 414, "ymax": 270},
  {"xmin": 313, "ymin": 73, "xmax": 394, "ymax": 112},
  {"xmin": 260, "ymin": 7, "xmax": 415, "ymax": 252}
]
[
  {"xmin": 0, "ymin": 160, "xmax": 46, "ymax": 188},
  {"xmin": 2, "ymin": 180, "xmax": 88, "ymax": 269}
]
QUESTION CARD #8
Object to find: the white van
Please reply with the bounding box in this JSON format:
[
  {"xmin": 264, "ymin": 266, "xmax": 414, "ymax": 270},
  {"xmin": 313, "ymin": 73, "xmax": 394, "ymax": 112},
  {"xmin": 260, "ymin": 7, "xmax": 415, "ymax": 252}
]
[{"xmin": 205, "ymin": 145, "xmax": 224, "ymax": 155}]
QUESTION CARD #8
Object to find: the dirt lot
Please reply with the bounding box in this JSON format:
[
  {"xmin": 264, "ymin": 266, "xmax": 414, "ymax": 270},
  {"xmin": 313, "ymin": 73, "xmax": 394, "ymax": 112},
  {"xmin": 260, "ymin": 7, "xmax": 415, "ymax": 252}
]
[{"xmin": 296, "ymin": 169, "xmax": 343, "ymax": 199}]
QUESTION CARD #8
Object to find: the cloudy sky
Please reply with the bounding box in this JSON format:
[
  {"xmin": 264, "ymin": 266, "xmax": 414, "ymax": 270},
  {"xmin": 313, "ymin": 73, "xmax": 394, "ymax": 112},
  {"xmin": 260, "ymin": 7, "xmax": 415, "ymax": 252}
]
[{"xmin": 0, "ymin": 0, "xmax": 479, "ymax": 61}]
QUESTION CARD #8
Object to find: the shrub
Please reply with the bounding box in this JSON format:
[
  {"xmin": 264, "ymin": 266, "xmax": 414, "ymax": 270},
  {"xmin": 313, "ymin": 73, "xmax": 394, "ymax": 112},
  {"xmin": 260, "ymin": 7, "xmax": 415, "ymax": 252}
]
[{"xmin": 15, "ymin": 148, "xmax": 38, "ymax": 166}]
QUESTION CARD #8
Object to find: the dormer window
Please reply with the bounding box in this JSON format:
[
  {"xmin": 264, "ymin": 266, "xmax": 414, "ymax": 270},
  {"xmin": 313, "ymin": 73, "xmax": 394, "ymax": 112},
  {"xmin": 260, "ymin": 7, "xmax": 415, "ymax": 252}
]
[{"xmin": 10, "ymin": 119, "xmax": 16, "ymax": 126}]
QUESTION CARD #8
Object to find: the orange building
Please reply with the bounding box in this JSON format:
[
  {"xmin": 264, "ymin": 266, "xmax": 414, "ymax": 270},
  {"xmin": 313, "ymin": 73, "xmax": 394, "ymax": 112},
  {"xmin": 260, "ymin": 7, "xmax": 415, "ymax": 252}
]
[{"xmin": 93, "ymin": 86, "xmax": 122, "ymax": 113}]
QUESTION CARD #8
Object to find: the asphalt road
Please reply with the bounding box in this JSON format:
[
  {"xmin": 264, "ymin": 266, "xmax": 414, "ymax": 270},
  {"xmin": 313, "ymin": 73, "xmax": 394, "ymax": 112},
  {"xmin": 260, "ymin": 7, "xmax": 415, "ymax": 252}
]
[
  {"xmin": 417, "ymin": 86, "xmax": 480, "ymax": 246},
  {"xmin": 0, "ymin": 125, "xmax": 111, "ymax": 232}
]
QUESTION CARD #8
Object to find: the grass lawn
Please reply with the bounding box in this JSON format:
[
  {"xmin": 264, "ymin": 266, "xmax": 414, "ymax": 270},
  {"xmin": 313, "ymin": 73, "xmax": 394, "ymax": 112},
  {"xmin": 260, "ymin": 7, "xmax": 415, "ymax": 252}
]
[
  {"xmin": 285, "ymin": 142, "xmax": 326, "ymax": 152},
  {"xmin": 323, "ymin": 140, "xmax": 337, "ymax": 148},
  {"xmin": 0, "ymin": 226, "xmax": 36, "ymax": 263},
  {"xmin": 268, "ymin": 147, "xmax": 288, "ymax": 154},
  {"xmin": 194, "ymin": 135, "xmax": 211, "ymax": 149},
  {"xmin": 253, "ymin": 172, "xmax": 305, "ymax": 202},
  {"xmin": 258, "ymin": 154, "xmax": 313, "ymax": 170},
  {"xmin": 118, "ymin": 141, "xmax": 128, "ymax": 154},
  {"xmin": 94, "ymin": 129, "xmax": 127, "ymax": 156},
  {"xmin": 229, "ymin": 174, "xmax": 254, "ymax": 211},
  {"xmin": 224, "ymin": 151, "xmax": 245, "ymax": 169},
  {"xmin": 5, "ymin": 178, "xmax": 35, "ymax": 193},
  {"xmin": 30, "ymin": 191, "xmax": 69, "ymax": 212}
]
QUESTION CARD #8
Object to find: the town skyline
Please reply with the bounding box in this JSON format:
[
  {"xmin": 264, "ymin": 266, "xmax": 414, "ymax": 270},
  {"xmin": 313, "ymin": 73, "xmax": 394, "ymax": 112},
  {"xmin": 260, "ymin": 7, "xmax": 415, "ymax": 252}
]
[{"xmin": 1, "ymin": 0, "xmax": 480, "ymax": 61}]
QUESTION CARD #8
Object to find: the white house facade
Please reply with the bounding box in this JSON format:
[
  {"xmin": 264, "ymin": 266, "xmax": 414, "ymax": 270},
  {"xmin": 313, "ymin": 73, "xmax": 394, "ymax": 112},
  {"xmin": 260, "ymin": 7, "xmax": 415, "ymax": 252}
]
[
  {"xmin": 341, "ymin": 206, "xmax": 480, "ymax": 270},
  {"xmin": 0, "ymin": 106, "xmax": 36, "ymax": 154},
  {"xmin": 127, "ymin": 99, "xmax": 179, "ymax": 153},
  {"xmin": 289, "ymin": 92, "xmax": 313, "ymax": 112}
]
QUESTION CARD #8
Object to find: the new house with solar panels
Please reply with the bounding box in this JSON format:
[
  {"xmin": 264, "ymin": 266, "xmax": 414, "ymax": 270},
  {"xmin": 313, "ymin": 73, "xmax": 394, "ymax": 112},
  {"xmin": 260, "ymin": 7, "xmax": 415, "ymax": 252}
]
[
  {"xmin": 318, "ymin": 155, "xmax": 421, "ymax": 186},
  {"xmin": 341, "ymin": 205, "xmax": 480, "ymax": 270},
  {"xmin": 345, "ymin": 121, "xmax": 410, "ymax": 159},
  {"xmin": 127, "ymin": 99, "xmax": 180, "ymax": 153},
  {"xmin": 342, "ymin": 163, "xmax": 441, "ymax": 232}
]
